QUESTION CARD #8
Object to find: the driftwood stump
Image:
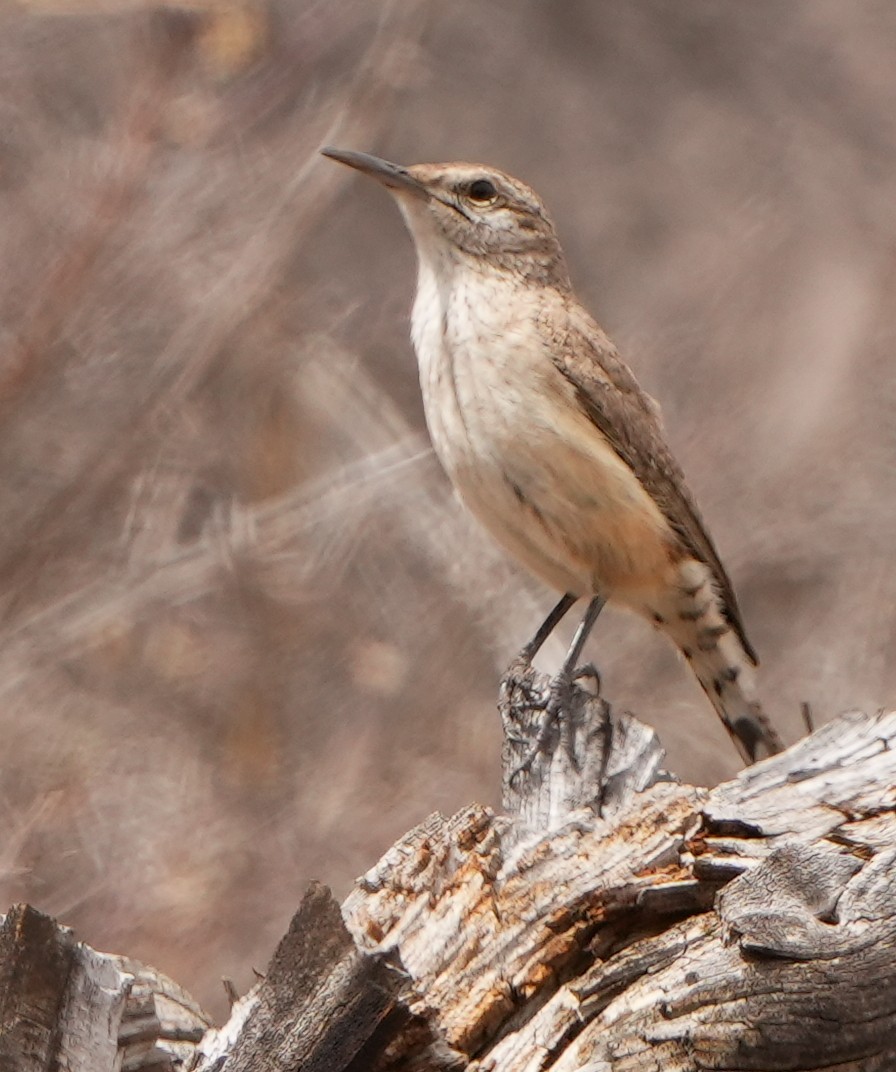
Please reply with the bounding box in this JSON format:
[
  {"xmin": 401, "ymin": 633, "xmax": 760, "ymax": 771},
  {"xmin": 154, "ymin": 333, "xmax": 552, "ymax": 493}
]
[{"xmin": 2, "ymin": 675, "xmax": 895, "ymax": 1071}]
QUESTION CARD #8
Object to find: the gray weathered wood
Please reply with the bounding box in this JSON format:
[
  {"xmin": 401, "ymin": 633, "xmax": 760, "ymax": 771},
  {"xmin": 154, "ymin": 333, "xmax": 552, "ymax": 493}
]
[
  {"xmin": 196, "ymin": 692, "xmax": 896, "ymax": 1071},
  {"xmin": 188, "ymin": 882, "xmax": 408, "ymax": 1072},
  {"xmin": 0, "ymin": 903, "xmax": 210, "ymax": 1072},
  {"xmin": 3, "ymin": 697, "xmax": 895, "ymax": 1070},
  {"xmin": 500, "ymin": 658, "xmax": 669, "ymax": 827},
  {"xmin": 333, "ymin": 699, "xmax": 896, "ymax": 1071}
]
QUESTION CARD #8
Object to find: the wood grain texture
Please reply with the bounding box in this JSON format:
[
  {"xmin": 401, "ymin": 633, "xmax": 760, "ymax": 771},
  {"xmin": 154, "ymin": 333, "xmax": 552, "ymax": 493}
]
[
  {"xmin": 335, "ymin": 701, "xmax": 896, "ymax": 1071},
  {"xmin": 194, "ymin": 698, "xmax": 896, "ymax": 1070},
  {"xmin": 0, "ymin": 903, "xmax": 209, "ymax": 1072},
  {"xmin": 2, "ymin": 701, "xmax": 894, "ymax": 1070},
  {"xmin": 190, "ymin": 882, "xmax": 406, "ymax": 1072}
]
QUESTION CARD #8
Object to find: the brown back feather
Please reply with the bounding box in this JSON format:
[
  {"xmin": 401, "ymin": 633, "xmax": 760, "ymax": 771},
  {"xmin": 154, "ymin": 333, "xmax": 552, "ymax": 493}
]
[{"xmin": 542, "ymin": 300, "xmax": 758, "ymax": 665}]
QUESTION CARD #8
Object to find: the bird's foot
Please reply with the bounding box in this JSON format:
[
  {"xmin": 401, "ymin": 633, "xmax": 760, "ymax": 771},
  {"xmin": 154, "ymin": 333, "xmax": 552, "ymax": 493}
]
[
  {"xmin": 523, "ymin": 671, "xmax": 576, "ymax": 774},
  {"xmin": 506, "ymin": 666, "xmax": 601, "ymax": 781},
  {"xmin": 499, "ymin": 651, "xmax": 544, "ymax": 714},
  {"xmin": 500, "ymin": 632, "xmax": 607, "ymax": 781}
]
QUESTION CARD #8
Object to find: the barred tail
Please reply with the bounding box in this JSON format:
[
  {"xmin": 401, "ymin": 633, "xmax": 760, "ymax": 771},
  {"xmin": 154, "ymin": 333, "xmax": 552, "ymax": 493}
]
[
  {"xmin": 648, "ymin": 559, "xmax": 784, "ymax": 763},
  {"xmin": 688, "ymin": 631, "xmax": 783, "ymax": 762}
]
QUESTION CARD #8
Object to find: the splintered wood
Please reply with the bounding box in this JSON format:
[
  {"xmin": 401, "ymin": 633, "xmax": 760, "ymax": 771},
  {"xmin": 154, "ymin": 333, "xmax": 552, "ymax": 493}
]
[
  {"xmin": 0, "ymin": 903, "xmax": 210, "ymax": 1071},
  {"xmin": 331, "ymin": 708, "xmax": 896, "ymax": 1071},
  {"xmin": 343, "ymin": 784, "xmax": 702, "ymax": 1054},
  {"xmin": 3, "ymin": 700, "xmax": 896, "ymax": 1070},
  {"xmin": 186, "ymin": 699, "xmax": 896, "ymax": 1072}
]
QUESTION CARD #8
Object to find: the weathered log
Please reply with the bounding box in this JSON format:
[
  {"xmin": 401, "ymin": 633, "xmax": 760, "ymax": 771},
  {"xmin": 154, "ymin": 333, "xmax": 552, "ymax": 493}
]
[
  {"xmin": 0, "ymin": 902, "xmax": 209, "ymax": 1071},
  {"xmin": 192, "ymin": 882, "xmax": 410, "ymax": 1072},
  {"xmin": 187, "ymin": 694, "xmax": 896, "ymax": 1071},
  {"xmin": 2, "ymin": 691, "xmax": 895, "ymax": 1070}
]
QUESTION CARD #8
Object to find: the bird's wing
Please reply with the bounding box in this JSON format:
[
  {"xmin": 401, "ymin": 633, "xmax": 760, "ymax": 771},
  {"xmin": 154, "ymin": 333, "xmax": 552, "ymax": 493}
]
[{"xmin": 542, "ymin": 300, "xmax": 757, "ymax": 664}]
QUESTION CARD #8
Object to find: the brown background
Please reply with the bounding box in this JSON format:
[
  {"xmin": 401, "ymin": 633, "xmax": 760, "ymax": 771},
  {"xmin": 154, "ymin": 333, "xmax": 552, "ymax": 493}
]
[{"xmin": 0, "ymin": 0, "xmax": 894, "ymax": 1018}]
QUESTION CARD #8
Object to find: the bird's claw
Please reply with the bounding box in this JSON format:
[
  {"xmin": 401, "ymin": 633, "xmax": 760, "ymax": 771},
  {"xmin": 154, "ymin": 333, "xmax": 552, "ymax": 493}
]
[
  {"xmin": 502, "ymin": 646, "xmax": 605, "ymax": 782},
  {"xmin": 499, "ymin": 655, "xmax": 544, "ymax": 707},
  {"xmin": 507, "ymin": 671, "xmax": 579, "ymax": 782}
]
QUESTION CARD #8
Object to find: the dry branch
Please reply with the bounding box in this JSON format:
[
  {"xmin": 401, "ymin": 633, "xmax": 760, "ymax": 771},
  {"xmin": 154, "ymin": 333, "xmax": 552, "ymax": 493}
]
[
  {"xmin": 193, "ymin": 698, "xmax": 896, "ymax": 1071},
  {"xmin": 3, "ymin": 688, "xmax": 894, "ymax": 1071},
  {"xmin": 0, "ymin": 902, "xmax": 209, "ymax": 1071}
]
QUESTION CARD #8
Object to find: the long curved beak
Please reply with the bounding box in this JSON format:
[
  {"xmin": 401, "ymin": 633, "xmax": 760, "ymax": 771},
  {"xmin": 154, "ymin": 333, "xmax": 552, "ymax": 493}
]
[{"xmin": 321, "ymin": 147, "xmax": 428, "ymax": 198}]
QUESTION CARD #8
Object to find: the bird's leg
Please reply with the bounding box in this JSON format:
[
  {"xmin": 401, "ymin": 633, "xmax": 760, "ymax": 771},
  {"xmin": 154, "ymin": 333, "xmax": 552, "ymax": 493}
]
[
  {"xmin": 547, "ymin": 595, "xmax": 606, "ymax": 758},
  {"xmin": 520, "ymin": 592, "xmax": 579, "ymax": 664},
  {"xmin": 501, "ymin": 592, "xmax": 578, "ymax": 704},
  {"xmin": 512, "ymin": 595, "xmax": 606, "ymax": 776}
]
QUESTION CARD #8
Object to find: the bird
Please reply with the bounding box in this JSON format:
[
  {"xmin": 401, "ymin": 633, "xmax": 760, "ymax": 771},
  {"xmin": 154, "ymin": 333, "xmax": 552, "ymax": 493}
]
[{"xmin": 321, "ymin": 146, "xmax": 783, "ymax": 764}]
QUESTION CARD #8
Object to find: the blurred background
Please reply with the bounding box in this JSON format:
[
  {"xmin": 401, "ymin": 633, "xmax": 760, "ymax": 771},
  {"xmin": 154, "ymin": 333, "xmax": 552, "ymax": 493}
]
[{"xmin": 1, "ymin": 0, "xmax": 894, "ymax": 1018}]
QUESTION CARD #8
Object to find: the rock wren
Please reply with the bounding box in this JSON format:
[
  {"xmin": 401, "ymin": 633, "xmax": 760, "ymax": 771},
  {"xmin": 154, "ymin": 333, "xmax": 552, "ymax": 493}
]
[{"xmin": 322, "ymin": 147, "xmax": 783, "ymax": 763}]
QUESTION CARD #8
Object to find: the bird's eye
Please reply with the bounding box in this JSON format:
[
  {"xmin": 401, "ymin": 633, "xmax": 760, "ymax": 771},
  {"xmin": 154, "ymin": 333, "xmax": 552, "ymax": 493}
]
[{"xmin": 467, "ymin": 178, "xmax": 498, "ymax": 204}]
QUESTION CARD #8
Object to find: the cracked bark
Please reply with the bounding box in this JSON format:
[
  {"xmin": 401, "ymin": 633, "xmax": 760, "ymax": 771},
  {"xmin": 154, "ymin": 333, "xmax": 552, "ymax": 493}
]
[
  {"xmin": 2, "ymin": 688, "xmax": 895, "ymax": 1071},
  {"xmin": 192, "ymin": 689, "xmax": 896, "ymax": 1072}
]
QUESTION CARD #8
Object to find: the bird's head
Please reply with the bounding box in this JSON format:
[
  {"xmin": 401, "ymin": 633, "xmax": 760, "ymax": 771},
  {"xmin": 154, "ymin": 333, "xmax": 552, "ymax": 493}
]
[{"xmin": 321, "ymin": 148, "xmax": 570, "ymax": 289}]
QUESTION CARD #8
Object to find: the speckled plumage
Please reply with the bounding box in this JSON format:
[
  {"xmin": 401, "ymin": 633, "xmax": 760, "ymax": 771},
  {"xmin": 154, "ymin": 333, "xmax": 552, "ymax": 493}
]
[{"xmin": 324, "ymin": 148, "xmax": 782, "ymax": 761}]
